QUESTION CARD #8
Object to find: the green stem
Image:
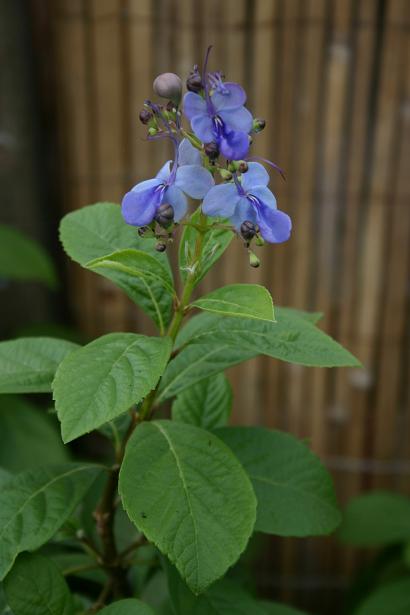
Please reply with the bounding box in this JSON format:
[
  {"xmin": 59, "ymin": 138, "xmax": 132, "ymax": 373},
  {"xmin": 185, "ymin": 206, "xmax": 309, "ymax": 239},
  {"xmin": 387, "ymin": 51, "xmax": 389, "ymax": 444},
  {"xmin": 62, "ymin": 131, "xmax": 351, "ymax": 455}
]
[{"xmin": 89, "ymin": 212, "xmax": 208, "ymax": 599}]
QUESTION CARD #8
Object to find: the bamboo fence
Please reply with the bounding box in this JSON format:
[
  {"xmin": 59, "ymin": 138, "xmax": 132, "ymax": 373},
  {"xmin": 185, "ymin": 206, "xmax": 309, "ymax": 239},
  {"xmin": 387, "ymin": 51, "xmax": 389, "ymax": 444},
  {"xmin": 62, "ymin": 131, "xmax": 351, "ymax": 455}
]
[{"xmin": 31, "ymin": 0, "xmax": 409, "ymax": 611}]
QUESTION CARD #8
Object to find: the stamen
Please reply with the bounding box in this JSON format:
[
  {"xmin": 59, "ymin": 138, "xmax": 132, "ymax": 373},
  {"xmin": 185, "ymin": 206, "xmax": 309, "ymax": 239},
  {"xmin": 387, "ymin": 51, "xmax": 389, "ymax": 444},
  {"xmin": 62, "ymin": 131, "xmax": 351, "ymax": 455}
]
[{"xmin": 246, "ymin": 155, "xmax": 286, "ymax": 181}]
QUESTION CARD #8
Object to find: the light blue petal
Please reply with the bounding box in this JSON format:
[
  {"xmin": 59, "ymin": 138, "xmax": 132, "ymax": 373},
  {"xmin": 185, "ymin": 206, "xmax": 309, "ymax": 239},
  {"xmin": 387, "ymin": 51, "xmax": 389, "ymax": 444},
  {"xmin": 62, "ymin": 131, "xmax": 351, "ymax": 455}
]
[
  {"xmin": 256, "ymin": 205, "xmax": 292, "ymax": 244},
  {"xmin": 248, "ymin": 185, "xmax": 277, "ymax": 210},
  {"xmin": 122, "ymin": 179, "xmax": 163, "ymax": 226},
  {"xmin": 191, "ymin": 114, "xmax": 215, "ymax": 143},
  {"xmin": 156, "ymin": 160, "xmax": 172, "ymax": 180},
  {"xmin": 175, "ymin": 165, "xmax": 214, "ymax": 199},
  {"xmin": 202, "ymin": 183, "xmax": 240, "ymax": 218},
  {"xmin": 229, "ymin": 196, "xmax": 256, "ymax": 230},
  {"xmin": 219, "ymin": 130, "xmax": 250, "ymax": 160},
  {"xmin": 212, "ymin": 83, "xmax": 247, "ymax": 110},
  {"xmin": 241, "ymin": 163, "xmax": 270, "ymax": 190},
  {"xmin": 178, "ymin": 138, "xmax": 202, "ymax": 166},
  {"xmin": 183, "ymin": 92, "xmax": 207, "ymax": 121},
  {"xmin": 164, "ymin": 185, "xmax": 188, "ymax": 222},
  {"xmin": 219, "ymin": 106, "xmax": 253, "ymax": 134}
]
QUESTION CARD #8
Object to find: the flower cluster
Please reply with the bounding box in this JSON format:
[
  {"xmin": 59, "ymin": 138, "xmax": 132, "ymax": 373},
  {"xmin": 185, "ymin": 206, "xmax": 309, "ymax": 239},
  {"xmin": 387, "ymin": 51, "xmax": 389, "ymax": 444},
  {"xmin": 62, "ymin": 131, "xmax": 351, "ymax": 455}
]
[{"xmin": 122, "ymin": 49, "xmax": 291, "ymax": 253}]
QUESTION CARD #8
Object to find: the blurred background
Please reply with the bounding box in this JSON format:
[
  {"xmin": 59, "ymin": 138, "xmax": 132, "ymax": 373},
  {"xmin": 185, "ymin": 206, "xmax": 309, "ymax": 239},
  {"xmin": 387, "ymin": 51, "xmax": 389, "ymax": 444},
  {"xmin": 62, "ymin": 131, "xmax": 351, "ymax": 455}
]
[{"xmin": 1, "ymin": 0, "xmax": 409, "ymax": 613}]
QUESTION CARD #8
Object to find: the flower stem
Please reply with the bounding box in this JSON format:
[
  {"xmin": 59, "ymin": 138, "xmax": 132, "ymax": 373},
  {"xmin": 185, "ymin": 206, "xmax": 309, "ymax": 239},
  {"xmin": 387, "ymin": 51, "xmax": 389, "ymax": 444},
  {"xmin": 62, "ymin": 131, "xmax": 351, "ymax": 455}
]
[{"xmin": 89, "ymin": 213, "xmax": 207, "ymax": 598}]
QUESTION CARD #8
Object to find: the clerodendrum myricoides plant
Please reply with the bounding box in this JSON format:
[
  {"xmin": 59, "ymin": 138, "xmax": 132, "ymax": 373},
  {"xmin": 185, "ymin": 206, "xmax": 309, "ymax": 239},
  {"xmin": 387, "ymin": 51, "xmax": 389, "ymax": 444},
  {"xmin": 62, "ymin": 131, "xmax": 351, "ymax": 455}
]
[{"xmin": 0, "ymin": 48, "xmax": 360, "ymax": 614}]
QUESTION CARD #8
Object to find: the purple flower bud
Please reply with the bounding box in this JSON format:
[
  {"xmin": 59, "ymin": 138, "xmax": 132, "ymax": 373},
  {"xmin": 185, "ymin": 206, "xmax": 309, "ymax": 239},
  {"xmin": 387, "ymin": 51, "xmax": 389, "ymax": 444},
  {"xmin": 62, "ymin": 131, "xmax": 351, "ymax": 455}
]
[
  {"xmin": 186, "ymin": 66, "xmax": 203, "ymax": 93},
  {"xmin": 153, "ymin": 73, "xmax": 183, "ymax": 104},
  {"xmin": 155, "ymin": 203, "xmax": 174, "ymax": 227},
  {"xmin": 204, "ymin": 142, "xmax": 219, "ymax": 161},
  {"xmin": 253, "ymin": 118, "xmax": 266, "ymax": 133},
  {"xmin": 155, "ymin": 242, "xmax": 167, "ymax": 252},
  {"xmin": 139, "ymin": 109, "xmax": 153, "ymax": 125},
  {"xmin": 240, "ymin": 220, "xmax": 258, "ymax": 241}
]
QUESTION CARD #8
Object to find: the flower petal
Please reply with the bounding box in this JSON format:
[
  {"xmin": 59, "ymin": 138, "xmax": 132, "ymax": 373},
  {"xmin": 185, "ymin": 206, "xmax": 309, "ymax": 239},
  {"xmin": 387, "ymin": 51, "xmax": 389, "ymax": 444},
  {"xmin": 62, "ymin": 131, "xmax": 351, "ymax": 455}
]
[
  {"xmin": 164, "ymin": 185, "xmax": 188, "ymax": 222},
  {"xmin": 191, "ymin": 114, "xmax": 215, "ymax": 143},
  {"xmin": 183, "ymin": 92, "xmax": 207, "ymax": 121},
  {"xmin": 175, "ymin": 164, "xmax": 215, "ymax": 199},
  {"xmin": 256, "ymin": 204, "xmax": 292, "ymax": 243},
  {"xmin": 202, "ymin": 183, "xmax": 240, "ymax": 218},
  {"xmin": 156, "ymin": 160, "xmax": 172, "ymax": 180},
  {"xmin": 230, "ymin": 196, "xmax": 256, "ymax": 230},
  {"xmin": 122, "ymin": 179, "xmax": 163, "ymax": 226},
  {"xmin": 178, "ymin": 138, "xmax": 202, "ymax": 166},
  {"xmin": 248, "ymin": 185, "xmax": 277, "ymax": 210},
  {"xmin": 219, "ymin": 130, "xmax": 250, "ymax": 160},
  {"xmin": 211, "ymin": 83, "xmax": 247, "ymax": 110},
  {"xmin": 219, "ymin": 106, "xmax": 253, "ymax": 134},
  {"xmin": 241, "ymin": 163, "xmax": 270, "ymax": 190}
]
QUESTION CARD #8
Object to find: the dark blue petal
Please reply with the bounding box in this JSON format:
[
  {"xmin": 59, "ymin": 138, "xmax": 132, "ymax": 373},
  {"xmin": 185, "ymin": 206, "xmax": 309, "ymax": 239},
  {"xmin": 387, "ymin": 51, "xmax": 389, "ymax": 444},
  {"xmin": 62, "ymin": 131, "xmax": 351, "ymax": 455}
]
[
  {"xmin": 218, "ymin": 130, "xmax": 250, "ymax": 160},
  {"xmin": 121, "ymin": 179, "xmax": 163, "ymax": 226},
  {"xmin": 211, "ymin": 83, "xmax": 247, "ymax": 111},
  {"xmin": 256, "ymin": 203, "xmax": 292, "ymax": 244},
  {"xmin": 219, "ymin": 106, "xmax": 253, "ymax": 134}
]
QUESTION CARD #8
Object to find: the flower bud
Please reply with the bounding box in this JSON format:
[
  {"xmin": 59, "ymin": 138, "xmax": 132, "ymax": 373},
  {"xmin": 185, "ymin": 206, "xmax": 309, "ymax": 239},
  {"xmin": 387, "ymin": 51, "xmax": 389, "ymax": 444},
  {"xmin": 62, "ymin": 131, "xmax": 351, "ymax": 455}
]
[
  {"xmin": 219, "ymin": 169, "xmax": 232, "ymax": 181},
  {"xmin": 155, "ymin": 242, "xmax": 167, "ymax": 252},
  {"xmin": 153, "ymin": 73, "xmax": 183, "ymax": 104},
  {"xmin": 186, "ymin": 66, "xmax": 203, "ymax": 93},
  {"xmin": 155, "ymin": 203, "xmax": 174, "ymax": 227},
  {"xmin": 240, "ymin": 220, "xmax": 258, "ymax": 241},
  {"xmin": 249, "ymin": 250, "xmax": 260, "ymax": 268},
  {"xmin": 204, "ymin": 142, "xmax": 219, "ymax": 161},
  {"xmin": 139, "ymin": 109, "xmax": 153, "ymax": 125},
  {"xmin": 148, "ymin": 127, "xmax": 158, "ymax": 136},
  {"xmin": 238, "ymin": 161, "xmax": 248, "ymax": 173},
  {"xmin": 253, "ymin": 118, "xmax": 266, "ymax": 133}
]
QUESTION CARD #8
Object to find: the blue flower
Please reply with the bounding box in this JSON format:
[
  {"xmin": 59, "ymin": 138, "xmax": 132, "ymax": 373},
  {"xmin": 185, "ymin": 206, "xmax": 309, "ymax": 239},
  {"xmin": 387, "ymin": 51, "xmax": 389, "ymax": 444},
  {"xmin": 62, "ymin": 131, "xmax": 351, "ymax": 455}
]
[
  {"xmin": 122, "ymin": 139, "xmax": 214, "ymax": 227},
  {"xmin": 183, "ymin": 80, "xmax": 253, "ymax": 160},
  {"xmin": 202, "ymin": 162, "xmax": 291, "ymax": 243}
]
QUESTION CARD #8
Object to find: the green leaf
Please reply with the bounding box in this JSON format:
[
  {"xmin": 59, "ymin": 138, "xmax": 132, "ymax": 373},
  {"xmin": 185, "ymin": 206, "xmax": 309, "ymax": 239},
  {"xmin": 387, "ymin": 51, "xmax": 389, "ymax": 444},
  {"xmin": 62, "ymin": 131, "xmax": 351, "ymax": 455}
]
[
  {"xmin": 179, "ymin": 210, "xmax": 233, "ymax": 286},
  {"xmin": 99, "ymin": 599, "xmax": 157, "ymax": 614},
  {"xmin": 172, "ymin": 374, "xmax": 232, "ymax": 429},
  {"xmin": 49, "ymin": 551, "xmax": 106, "ymax": 584},
  {"xmin": 166, "ymin": 564, "xmax": 267, "ymax": 615},
  {"xmin": 0, "ymin": 225, "xmax": 57, "ymax": 288},
  {"xmin": 158, "ymin": 308, "xmax": 360, "ymax": 401},
  {"xmin": 4, "ymin": 553, "xmax": 72, "ymax": 615},
  {"xmin": 0, "ymin": 463, "xmax": 100, "ymax": 579},
  {"xmin": 0, "ymin": 337, "xmax": 79, "ymax": 394},
  {"xmin": 0, "ymin": 396, "xmax": 69, "ymax": 472},
  {"xmin": 338, "ymin": 491, "xmax": 410, "ymax": 546},
  {"xmin": 87, "ymin": 248, "xmax": 174, "ymax": 294},
  {"xmin": 280, "ymin": 307, "xmax": 323, "ymax": 325},
  {"xmin": 87, "ymin": 249, "xmax": 175, "ymax": 334},
  {"xmin": 59, "ymin": 202, "xmax": 173, "ymax": 332},
  {"xmin": 216, "ymin": 427, "xmax": 340, "ymax": 536},
  {"xmin": 191, "ymin": 284, "xmax": 275, "ymax": 322},
  {"xmin": 119, "ymin": 420, "xmax": 256, "ymax": 594},
  {"xmin": 354, "ymin": 578, "xmax": 410, "ymax": 615},
  {"xmin": 259, "ymin": 601, "xmax": 308, "ymax": 614},
  {"xmin": 0, "ymin": 469, "xmax": 11, "ymax": 488},
  {"xmin": 53, "ymin": 333, "xmax": 172, "ymax": 442}
]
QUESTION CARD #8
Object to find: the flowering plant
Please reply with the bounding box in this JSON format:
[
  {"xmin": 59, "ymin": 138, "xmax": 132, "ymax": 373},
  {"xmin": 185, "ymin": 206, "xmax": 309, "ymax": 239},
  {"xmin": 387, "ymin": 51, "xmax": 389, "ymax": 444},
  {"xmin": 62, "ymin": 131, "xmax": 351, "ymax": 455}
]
[{"xmin": 0, "ymin": 50, "xmax": 360, "ymax": 614}]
